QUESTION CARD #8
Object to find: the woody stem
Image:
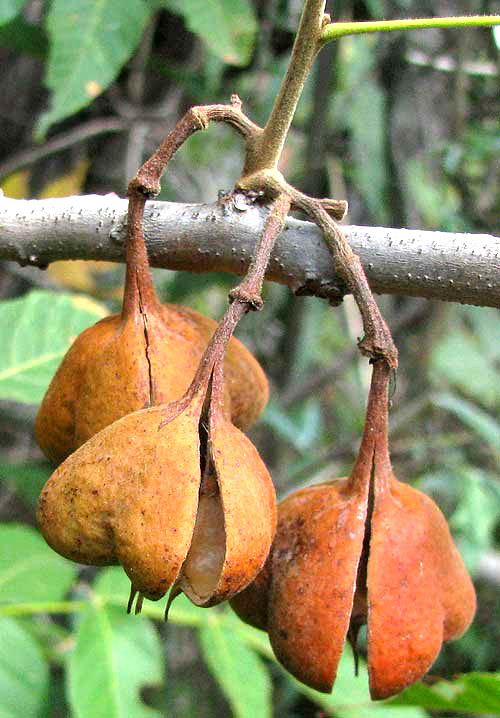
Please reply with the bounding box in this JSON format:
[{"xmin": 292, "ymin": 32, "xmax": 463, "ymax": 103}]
[
  {"xmin": 351, "ymin": 359, "xmax": 392, "ymax": 490},
  {"xmin": 122, "ymin": 193, "xmax": 158, "ymax": 318},
  {"xmin": 244, "ymin": 0, "xmax": 327, "ymax": 173}
]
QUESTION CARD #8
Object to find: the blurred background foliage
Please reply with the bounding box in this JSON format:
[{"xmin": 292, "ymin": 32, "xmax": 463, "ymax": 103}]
[{"xmin": 0, "ymin": 0, "xmax": 499, "ymax": 716}]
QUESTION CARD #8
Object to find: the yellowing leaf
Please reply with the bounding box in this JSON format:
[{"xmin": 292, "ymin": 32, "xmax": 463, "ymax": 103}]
[
  {"xmin": 47, "ymin": 260, "xmax": 123, "ymax": 299},
  {"xmin": 38, "ymin": 158, "xmax": 89, "ymax": 198},
  {"xmin": 1, "ymin": 169, "xmax": 30, "ymax": 198},
  {"xmin": 48, "ymin": 260, "xmax": 102, "ymax": 293},
  {"xmin": 47, "ymin": 260, "xmax": 98, "ymax": 293},
  {"xmin": 85, "ymin": 80, "xmax": 102, "ymax": 97},
  {"xmin": 70, "ymin": 293, "xmax": 108, "ymax": 317}
]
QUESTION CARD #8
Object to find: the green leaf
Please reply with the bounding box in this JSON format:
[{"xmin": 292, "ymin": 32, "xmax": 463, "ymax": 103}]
[
  {"xmin": 38, "ymin": 0, "xmax": 153, "ymax": 135},
  {"xmin": 449, "ymin": 467, "xmax": 500, "ymax": 569},
  {"xmin": 199, "ymin": 614, "xmax": 272, "ymax": 718},
  {"xmin": 0, "ymin": 0, "xmax": 28, "ymax": 25},
  {"xmin": 431, "ymin": 323, "xmax": 500, "ymax": 408},
  {"xmin": 68, "ymin": 600, "xmax": 164, "ymax": 718},
  {"xmin": 92, "ymin": 567, "xmax": 133, "ymax": 604},
  {"xmin": 462, "ymin": 306, "xmax": 500, "ymax": 365},
  {"xmin": 0, "ymin": 617, "xmax": 49, "ymax": 718},
  {"xmin": 164, "ymin": 0, "xmax": 257, "ymax": 66},
  {"xmin": 0, "ymin": 462, "xmax": 51, "ymax": 507},
  {"xmin": 0, "ymin": 17, "xmax": 47, "ymax": 58},
  {"xmin": 391, "ymin": 672, "xmax": 500, "ymax": 714},
  {"xmin": 0, "ymin": 523, "xmax": 77, "ymax": 605},
  {"xmin": 224, "ymin": 610, "xmax": 273, "ymax": 658},
  {"xmin": 362, "ymin": 0, "xmax": 385, "ymax": 18},
  {"xmin": 0, "ymin": 290, "xmax": 107, "ymax": 404}
]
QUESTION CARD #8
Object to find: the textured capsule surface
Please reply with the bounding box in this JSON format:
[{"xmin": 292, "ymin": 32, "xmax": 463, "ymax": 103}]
[{"xmin": 36, "ymin": 302, "xmax": 268, "ymax": 464}]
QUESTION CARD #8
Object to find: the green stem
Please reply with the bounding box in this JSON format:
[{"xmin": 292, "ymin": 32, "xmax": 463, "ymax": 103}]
[
  {"xmin": 246, "ymin": 0, "xmax": 326, "ymax": 173},
  {"xmin": 0, "ymin": 597, "xmax": 201, "ymax": 627},
  {"xmin": 320, "ymin": 15, "xmax": 500, "ymax": 44},
  {"xmin": 0, "ymin": 601, "xmax": 87, "ymax": 616},
  {"xmin": 0, "ymin": 597, "xmax": 243, "ymax": 636}
]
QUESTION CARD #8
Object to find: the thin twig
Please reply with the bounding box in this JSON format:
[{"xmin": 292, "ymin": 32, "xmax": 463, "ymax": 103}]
[
  {"xmin": 304, "ymin": 202, "xmax": 398, "ymax": 367},
  {"xmin": 320, "ymin": 16, "xmax": 500, "ymax": 44},
  {"xmin": 0, "ymin": 118, "xmax": 127, "ymax": 178},
  {"xmin": 129, "ymin": 97, "xmax": 261, "ymax": 198}
]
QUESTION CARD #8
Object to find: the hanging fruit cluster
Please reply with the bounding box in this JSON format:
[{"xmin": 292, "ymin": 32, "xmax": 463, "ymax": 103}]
[
  {"xmin": 36, "ymin": 152, "xmax": 281, "ymax": 613},
  {"xmin": 35, "ymin": 10, "xmax": 476, "ymax": 695}
]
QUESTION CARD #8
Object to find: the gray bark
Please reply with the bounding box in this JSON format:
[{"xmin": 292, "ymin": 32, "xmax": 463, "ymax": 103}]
[{"xmin": 0, "ymin": 194, "xmax": 498, "ymax": 308}]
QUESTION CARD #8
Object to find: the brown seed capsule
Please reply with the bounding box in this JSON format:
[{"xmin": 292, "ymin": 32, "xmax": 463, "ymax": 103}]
[
  {"xmin": 367, "ymin": 470, "xmax": 476, "ymax": 699},
  {"xmin": 175, "ymin": 413, "xmax": 277, "ymax": 607},
  {"xmin": 35, "ymin": 301, "xmax": 268, "ymax": 465},
  {"xmin": 35, "ymin": 197, "xmax": 268, "ymax": 465},
  {"xmin": 231, "ymin": 361, "xmax": 476, "ymax": 699},
  {"xmin": 37, "ymin": 372, "xmax": 276, "ymax": 608}
]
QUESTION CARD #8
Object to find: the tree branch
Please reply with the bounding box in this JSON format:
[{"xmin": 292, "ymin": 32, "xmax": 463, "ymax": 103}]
[{"xmin": 0, "ymin": 195, "xmax": 498, "ymax": 308}]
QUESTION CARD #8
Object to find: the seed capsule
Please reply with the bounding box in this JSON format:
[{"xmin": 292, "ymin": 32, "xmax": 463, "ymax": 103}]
[
  {"xmin": 36, "ymin": 191, "xmax": 268, "ymax": 466},
  {"xmin": 231, "ymin": 361, "xmax": 476, "ymax": 699},
  {"xmin": 38, "ymin": 376, "xmax": 276, "ymax": 608},
  {"xmin": 35, "ymin": 301, "xmax": 268, "ymax": 465}
]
